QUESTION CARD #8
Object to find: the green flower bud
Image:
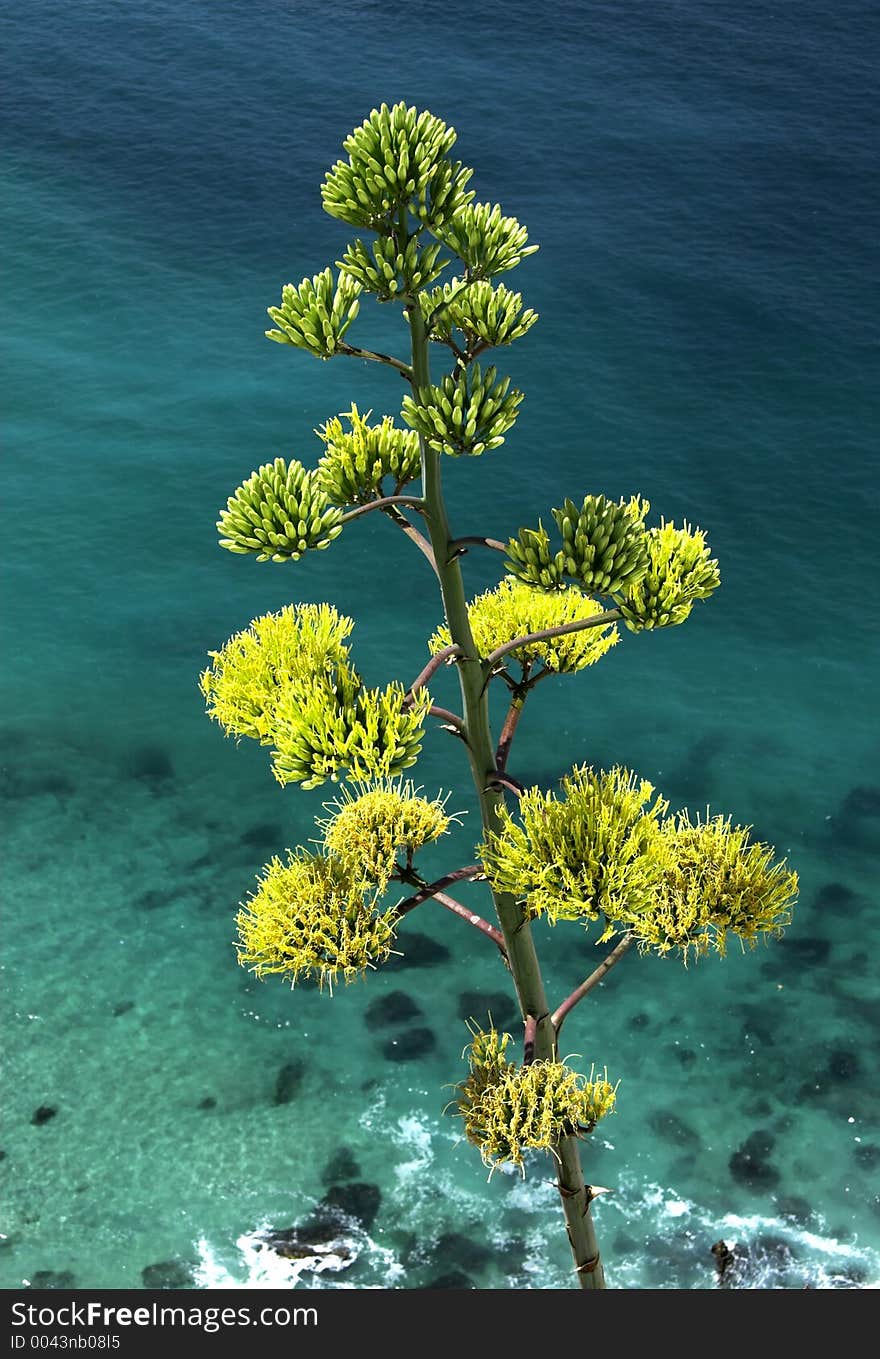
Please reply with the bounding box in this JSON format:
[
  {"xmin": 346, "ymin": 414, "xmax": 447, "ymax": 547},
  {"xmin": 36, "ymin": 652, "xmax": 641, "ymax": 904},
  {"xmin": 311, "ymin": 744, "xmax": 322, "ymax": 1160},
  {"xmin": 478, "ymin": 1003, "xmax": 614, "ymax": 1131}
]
[
  {"xmin": 217, "ymin": 458, "xmax": 343, "ymax": 562},
  {"xmin": 321, "ymin": 103, "xmax": 473, "ymax": 233},
  {"xmin": 266, "ymin": 268, "xmax": 362, "ymax": 360},
  {"xmin": 401, "ymin": 363, "xmax": 523, "ymax": 457},
  {"xmin": 434, "ymin": 202, "xmax": 538, "ymax": 278},
  {"xmin": 618, "ymin": 520, "xmax": 720, "ymax": 631},
  {"xmin": 316, "ymin": 404, "xmax": 421, "ymax": 506},
  {"xmin": 505, "ymin": 494, "xmax": 650, "ymax": 598}
]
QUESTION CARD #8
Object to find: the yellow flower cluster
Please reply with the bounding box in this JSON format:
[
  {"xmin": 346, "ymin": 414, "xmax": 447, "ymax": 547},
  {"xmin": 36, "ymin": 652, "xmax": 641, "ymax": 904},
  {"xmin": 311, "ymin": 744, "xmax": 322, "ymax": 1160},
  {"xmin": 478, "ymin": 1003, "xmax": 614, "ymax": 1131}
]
[
  {"xmin": 200, "ymin": 604, "xmax": 431, "ymax": 789},
  {"xmin": 456, "ymin": 1029, "xmax": 617, "ymax": 1173},
  {"xmin": 483, "ymin": 766, "xmax": 798, "ymax": 961},
  {"xmin": 430, "ymin": 577, "xmax": 619, "ymax": 674},
  {"xmin": 320, "ymin": 781, "xmax": 453, "ymax": 891}
]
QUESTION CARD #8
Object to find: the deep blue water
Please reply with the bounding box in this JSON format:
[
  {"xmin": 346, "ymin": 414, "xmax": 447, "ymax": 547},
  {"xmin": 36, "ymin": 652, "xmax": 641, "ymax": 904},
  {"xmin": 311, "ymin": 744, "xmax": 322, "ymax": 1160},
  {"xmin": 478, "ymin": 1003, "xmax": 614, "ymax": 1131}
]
[{"xmin": 2, "ymin": 0, "xmax": 878, "ymax": 1290}]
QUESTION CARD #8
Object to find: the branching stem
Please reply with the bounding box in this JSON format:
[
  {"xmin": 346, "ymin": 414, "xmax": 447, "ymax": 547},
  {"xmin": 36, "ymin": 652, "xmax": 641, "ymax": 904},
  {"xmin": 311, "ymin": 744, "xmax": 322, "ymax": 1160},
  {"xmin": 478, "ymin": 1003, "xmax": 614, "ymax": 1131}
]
[
  {"xmin": 395, "ymin": 867, "xmax": 506, "ymax": 955},
  {"xmin": 551, "ymin": 936, "xmax": 635, "ymax": 1035},
  {"xmin": 484, "ymin": 610, "xmax": 623, "ymax": 670},
  {"xmin": 447, "ymin": 535, "xmax": 508, "ymax": 557},
  {"xmin": 407, "ymin": 644, "xmax": 463, "ymax": 697},
  {"xmin": 339, "ymin": 495, "xmax": 425, "ymax": 522},
  {"xmin": 337, "ymin": 341, "xmax": 413, "ymax": 379}
]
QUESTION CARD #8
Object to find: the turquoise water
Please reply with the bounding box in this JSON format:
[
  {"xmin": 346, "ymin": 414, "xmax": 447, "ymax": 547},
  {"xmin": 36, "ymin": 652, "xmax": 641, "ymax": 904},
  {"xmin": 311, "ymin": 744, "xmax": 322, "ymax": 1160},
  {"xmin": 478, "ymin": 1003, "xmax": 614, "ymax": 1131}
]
[{"xmin": 1, "ymin": 0, "xmax": 878, "ymax": 1289}]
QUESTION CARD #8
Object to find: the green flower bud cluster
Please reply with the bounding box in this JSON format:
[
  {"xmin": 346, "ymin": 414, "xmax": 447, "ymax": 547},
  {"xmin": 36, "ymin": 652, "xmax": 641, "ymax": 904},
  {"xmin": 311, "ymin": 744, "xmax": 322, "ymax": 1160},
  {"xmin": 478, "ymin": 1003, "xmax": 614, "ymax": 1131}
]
[
  {"xmin": 401, "ymin": 363, "xmax": 523, "ymax": 457},
  {"xmin": 319, "ymin": 780, "xmax": 454, "ymax": 892},
  {"xmin": 217, "ymin": 457, "xmax": 344, "ymax": 562},
  {"xmin": 455, "ymin": 1028, "xmax": 617, "ymax": 1173},
  {"xmin": 200, "ymin": 604, "xmax": 433, "ymax": 790},
  {"xmin": 619, "ymin": 520, "xmax": 721, "ymax": 631},
  {"xmin": 421, "ymin": 278, "xmax": 538, "ymax": 349},
  {"xmin": 435, "ymin": 202, "xmax": 538, "ymax": 278},
  {"xmin": 315, "ymin": 405, "xmax": 421, "ymax": 506},
  {"xmin": 265, "ymin": 268, "xmax": 362, "ymax": 358},
  {"xmin": 630, "ymin": 813, "xmax": 798, "ymax": 962},
  {"xmin": 506, "ymin": 495, "xmax": 650, "ymax": 596},
  {"xmin": 429, "ymin": 577, "xmax": 619, "ymax": 675},
  {"xmin": 481, "ymin": 765, "xmax": 798, "ymax": 961},
  {"xmin": 235, "ymin": 851, "xmax": 398, "ymax": 991},
  {"xmin": 321, "ymin": 102, "xmax": 474, "ymax": 233},
  {"xmin": 482, "ymin": 766, "xmax": 670, "ymax": 929},
  {"xmin": 339, "ymin": 235, "xmax": 448, "ymax": 301},
  {"xmin": 271, "ymin": 679, "xmax": 433, "ymax": 790}
]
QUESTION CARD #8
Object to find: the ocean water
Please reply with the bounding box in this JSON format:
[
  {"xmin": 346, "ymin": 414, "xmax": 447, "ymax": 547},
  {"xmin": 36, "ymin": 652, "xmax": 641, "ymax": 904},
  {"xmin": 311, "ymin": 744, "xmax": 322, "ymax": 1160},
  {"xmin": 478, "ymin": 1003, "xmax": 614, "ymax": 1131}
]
[{"xmin": 1, "ymin": 0, "xmax": 878, "ymax": 1291}]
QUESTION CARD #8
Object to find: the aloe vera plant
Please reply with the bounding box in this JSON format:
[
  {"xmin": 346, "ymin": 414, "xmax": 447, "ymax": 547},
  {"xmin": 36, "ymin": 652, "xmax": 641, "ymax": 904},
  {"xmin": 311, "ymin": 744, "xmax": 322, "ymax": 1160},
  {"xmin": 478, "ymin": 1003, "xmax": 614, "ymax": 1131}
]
[{"xmin": 202, "ymin": 103, "xmax": 797, "ymax": 1289}]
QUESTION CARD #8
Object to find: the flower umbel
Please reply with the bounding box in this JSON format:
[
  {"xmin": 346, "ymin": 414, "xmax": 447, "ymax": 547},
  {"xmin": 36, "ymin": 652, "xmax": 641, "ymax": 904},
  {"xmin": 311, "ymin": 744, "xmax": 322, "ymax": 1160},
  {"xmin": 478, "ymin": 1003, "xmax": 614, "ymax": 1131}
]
[
  {"xmin": 455, "ymin": 1028, "xmax": 617, "ymax": 1174},
  {"xmin": 236, "ymin": 851, "xmax": 397, "ymax": 991}
]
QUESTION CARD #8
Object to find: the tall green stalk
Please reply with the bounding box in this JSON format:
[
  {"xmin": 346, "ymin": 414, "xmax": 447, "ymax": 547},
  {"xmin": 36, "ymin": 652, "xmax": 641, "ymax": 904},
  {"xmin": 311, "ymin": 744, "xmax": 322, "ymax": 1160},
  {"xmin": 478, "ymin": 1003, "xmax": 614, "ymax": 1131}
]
[{"xmin": 407, "ymin": 297, "xmax": 606, "ymax": 1290}]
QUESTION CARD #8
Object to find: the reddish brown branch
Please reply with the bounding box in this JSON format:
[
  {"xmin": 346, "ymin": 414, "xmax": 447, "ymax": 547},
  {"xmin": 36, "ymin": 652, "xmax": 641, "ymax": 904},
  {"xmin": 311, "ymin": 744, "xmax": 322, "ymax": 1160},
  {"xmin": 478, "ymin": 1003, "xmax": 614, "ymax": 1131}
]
[
  {"xmin": 432, "ymin": 890, "xmax": 507, "ymax": 955},
  {"xmin": 484, "ymin": 610, "xmax": 622, "ymax": 670},
  {"xmin": 407, "ymin": 644, "xmax": 463, "ymax": 697},
  {"xmin": 393, "ymin": 865, "xmax": 484, "ymax": 915},
  {"xmin": 523, "ymin": 1014, "xmax": 537, "ymax": 1064},
  {"xmin": 383, "ymin": 511, "xmax": 439, "ymax": 577},
  {"xmin": 394, "ymin": 867, "xmax": 506, "ymax": 956},
  {"xmin": 339, "ymin": 495, "xmax": 425, "ymax": 522},
  {"xmin": 336, "ymin": 341, "xmax": 413, "ymax": 379},
  {"xmin": 447, "ymin": 535, "xmax": 508, "ymax": 557},
  {"xmin": 551, "ymin": 935, "xmax": 635, "ymax": 1034},
  {"xmin": 428, "ymin": 704, "xmax": 467, "ymax": 736},
  {"xmin": 495, "ymin": 692, "xmax": 527, "ymax": 773}
]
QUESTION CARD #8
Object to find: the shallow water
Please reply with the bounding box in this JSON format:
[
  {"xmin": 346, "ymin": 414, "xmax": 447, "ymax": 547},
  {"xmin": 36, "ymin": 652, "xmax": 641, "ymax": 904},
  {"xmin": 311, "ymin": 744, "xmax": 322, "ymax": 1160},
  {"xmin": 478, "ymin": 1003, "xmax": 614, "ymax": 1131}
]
[{"xmin": 2, "ymin": 0, "xmax": 878, "ymax": 1289}]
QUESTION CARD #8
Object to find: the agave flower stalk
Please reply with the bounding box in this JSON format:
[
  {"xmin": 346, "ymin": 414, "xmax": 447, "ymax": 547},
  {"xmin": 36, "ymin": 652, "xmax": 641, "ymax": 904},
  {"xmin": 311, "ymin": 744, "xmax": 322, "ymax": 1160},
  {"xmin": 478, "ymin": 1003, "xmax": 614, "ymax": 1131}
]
[{"xmin": 202, "ymin": 102, "xmax": 797, "ymax": 1292}]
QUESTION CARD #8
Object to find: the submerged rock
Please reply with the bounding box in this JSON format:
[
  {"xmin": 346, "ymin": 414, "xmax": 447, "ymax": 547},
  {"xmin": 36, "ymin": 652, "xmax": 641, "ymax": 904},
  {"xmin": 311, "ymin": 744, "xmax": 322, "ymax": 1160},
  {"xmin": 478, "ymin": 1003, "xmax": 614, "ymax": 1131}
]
[
  {"xmin": 319, "ymin": 1182, "xmax": 381, "ymax": 1232},
  {"xmin": 273, "ymin": 1060, "xmax": 305, "ymax": 1106},
  {"xmin": 284, "ymin": 1182, "xmax": 382, "ymax": 1250},
  {"xmin": 134, "ymin": 888, "xmax": 172, "ymax": 911},
  {"xmin": 423, "ymin": 1270, "xmax": 475, "ymax": 1289},
  {"xmin": 814, "ymin": 881, "xmax": 858, "ymax": 914},
  {"xmin": 776, "ymin": 1194, "xmax": 815, "ymax": 1226},
  {"xmin": 457, "ymin": 990, "xmax": 519, "ymax": 1032},
  {"xmin": 433, "ymin": 1232, "xmax": 495, "ymax": 1274},
  {"xmin": 381, "ymin": 1027, "xmax": 436, "ymax": 1061},
  {"xmin": 841, "ymin": 785, "xmax": 880, "ymax": 819},
  {"xmin": 141, "ymin": 1259, "xmax": 194, "ymax": 1289},
  {"xmin": 321, "ymin": 1146, "xmax": 361, "ymax": 1186},
  {"xmin": 648, "ymin": 1109, "xmax": 701, "ymax": 1150},
  {"xmin": 729, "ymin": 1130, "xmax": 780, "ymax": 1189},
  {"xmin": 240, "ymin": 822, "xmax": 282, "ymax": 848},
  {"xmin": 385, "ymin": 931, "xmax": 451, "ymax": 970},
  {"xmin": 29, "ymin": 1270, "xmax": 76, "ymax": 1289},
  {"xmin": 365, "ymin": 990, "xmax": 423, "ymax": 1030},
  {"xmin": 776, "ymin": 936, "xmax": 832, "ymax": 967},
  {"xmin": 31, "ymin": 1106, "xmax": 57, "ymax": 1126},
  {"xmin": 826, "ymin": 1047, "xmax": 860, "ymax": 1082},
  {"xmin": 129, "ymin": 745, "xmax": 175, "ymax": 786}
]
